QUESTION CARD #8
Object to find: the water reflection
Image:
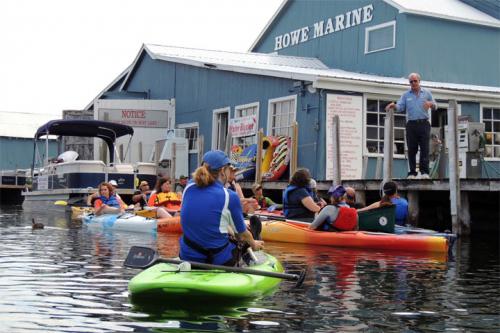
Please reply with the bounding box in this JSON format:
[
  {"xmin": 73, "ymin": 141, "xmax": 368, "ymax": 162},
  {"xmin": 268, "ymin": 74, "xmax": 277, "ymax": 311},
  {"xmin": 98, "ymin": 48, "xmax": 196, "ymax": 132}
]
[{"xmin": 0, "ymin": 205, "xmax": 498, "ymax": 332}]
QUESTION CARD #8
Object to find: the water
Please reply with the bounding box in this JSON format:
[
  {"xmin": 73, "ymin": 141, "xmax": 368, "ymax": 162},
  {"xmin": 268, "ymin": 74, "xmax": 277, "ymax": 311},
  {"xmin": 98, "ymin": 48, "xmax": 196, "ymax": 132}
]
[{"xmin": 0, "ymin": 205, "xmax": 499, "ymax": 332}]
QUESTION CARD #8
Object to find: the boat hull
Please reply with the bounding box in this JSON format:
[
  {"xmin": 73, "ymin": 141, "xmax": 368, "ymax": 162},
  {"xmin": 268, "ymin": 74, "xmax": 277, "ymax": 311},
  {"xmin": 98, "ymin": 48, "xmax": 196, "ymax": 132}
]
[
  {"xmin": 83, "ymin": 213, "xmax": 157, "ymax": 233},
  {"xmin": 261, "ymin": 220, "xmax": 449, "ymax": 253},
  {"xmin": 128, "ymin": 252, "xmax": 283, "ymax": 302}
]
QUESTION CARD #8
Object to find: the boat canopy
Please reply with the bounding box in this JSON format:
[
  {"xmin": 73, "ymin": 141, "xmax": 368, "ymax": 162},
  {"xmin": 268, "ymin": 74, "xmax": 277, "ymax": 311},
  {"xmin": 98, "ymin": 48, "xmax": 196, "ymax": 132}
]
[{"xmin": 34, "ymin": 119, "xmax": 134, "ymax": 164}]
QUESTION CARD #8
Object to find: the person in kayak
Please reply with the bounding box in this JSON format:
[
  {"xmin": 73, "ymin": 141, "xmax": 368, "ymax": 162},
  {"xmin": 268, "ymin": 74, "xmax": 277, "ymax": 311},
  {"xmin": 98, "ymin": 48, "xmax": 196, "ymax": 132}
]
[
  {"xmin": 358, "ymin": 181, "xmax": 409, "ymax": 226},
  {"xmin": 309, "ymin": 185, "xmax": 358, "ymax": 231},
  {"xmin": 147, "ymin": 176, "xmax": 181, "ymax": 218},
  {"xmin": 94, "ymin": 182, "xmax": 125, "ymax": 216},
  {"xmin": 251, "ymin": 183, "xmax": 282, "ymax": 211},
  {"xmin": 132, "ymin": 180, "xmax": 152, "ymax": 209},
  {"xmin": 283, "ymin": 168, "xmax": 324, "ymax": 221},
  {"xmin": 180, "ymin": 150, "xmax": 264, "ymax": 266}
]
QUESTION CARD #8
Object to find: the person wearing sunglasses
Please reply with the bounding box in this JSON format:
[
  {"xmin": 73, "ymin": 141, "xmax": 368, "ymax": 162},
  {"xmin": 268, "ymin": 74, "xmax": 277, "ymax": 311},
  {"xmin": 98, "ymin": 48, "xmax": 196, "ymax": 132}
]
[{"xmin": 386, "ymin": 73, "xmax": 436, "ymax": 180}]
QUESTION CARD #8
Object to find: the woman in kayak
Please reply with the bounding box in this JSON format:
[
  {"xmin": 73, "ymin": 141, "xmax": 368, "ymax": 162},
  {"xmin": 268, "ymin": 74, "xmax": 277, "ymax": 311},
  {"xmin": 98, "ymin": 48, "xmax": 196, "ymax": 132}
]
[
  {"xmin": 94, "ymin": 182, "xmax": 125, "ymax": 216},
  {"xmin": 309, "ymin": 185, "xmax": 358, "ymax": 231},
  {"xmin": 180, "ymin": 150, "xmax": 264, "ymax": 266},
  {"xmin": 283, "ymin": 168, "xmax": 325, "ymax": 221},
  {"xmin": 147, "ymin": 177, "xmax": 181, "ymax": 218}
]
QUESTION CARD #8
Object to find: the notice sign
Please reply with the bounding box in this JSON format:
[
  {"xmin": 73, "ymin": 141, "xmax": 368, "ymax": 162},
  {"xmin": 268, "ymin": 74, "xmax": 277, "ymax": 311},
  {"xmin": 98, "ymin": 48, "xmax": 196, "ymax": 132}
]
[
  {"xmin": 229, "ymin": 115, "xmax": 257, "ymax": 138},
  {"xmin": 99, "ymin": 108, "xmax": 169, "ymax": 128},
  {"xmin": 326, "ymin": 94, "xmax": 363, "ymax": 180}
]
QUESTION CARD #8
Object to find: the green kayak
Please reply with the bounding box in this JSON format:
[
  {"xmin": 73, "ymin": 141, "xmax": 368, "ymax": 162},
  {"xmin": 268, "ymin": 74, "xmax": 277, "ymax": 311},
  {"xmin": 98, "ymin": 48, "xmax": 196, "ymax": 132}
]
[{"xmin": 128, "ymin": 251, "xmax": 284, "ymax": 302}]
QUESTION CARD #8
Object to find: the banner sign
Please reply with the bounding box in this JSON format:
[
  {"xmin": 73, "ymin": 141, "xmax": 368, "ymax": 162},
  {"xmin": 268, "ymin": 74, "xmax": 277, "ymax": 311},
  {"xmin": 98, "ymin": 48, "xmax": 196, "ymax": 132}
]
[{"xmin": 229, "ymin": 115, "xmax": 257, "ymax": 138}]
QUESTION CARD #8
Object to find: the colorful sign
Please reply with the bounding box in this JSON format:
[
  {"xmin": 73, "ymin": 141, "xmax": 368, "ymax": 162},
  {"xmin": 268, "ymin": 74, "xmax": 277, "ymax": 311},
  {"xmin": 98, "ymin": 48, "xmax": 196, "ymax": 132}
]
[
  {"xmin": 229, "ymin": 115, "xmax": 257, "ymax": 138},
  {"xmin": 326, "ymin": 94, "xmax": 363, "ymax": 180}
]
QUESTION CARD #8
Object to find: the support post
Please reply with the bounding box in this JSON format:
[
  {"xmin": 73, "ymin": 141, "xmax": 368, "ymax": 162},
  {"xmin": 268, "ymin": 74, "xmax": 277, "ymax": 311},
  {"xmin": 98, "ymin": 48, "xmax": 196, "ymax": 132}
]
[
  {"xmin": 255, "ymin": 129, "xmax": 264, "ymax": 184},
  {"xmin": 332, "ymin": 115, "xmax": 341, "ymax": 186},
  {"xmin": 448, "ymin": 100, "xmax": 462, "ymax": 235},
  {"xmin": 290, "ymin": 122, "xmax": 299, "ymax": 180},
  {"xmin": 407, "ymin": 190, "xmax": 419, "ymax": 226},
  {"xmin": 171, "ymin": 142, "xmax": 176, "ymax": 180},
  {"xmin": 460, "ymin": 191, "xmax": 471, "ymax": 235},
  {"xmin": 383, "ymin": 108, "xmax": 394, "ymax": 184}
]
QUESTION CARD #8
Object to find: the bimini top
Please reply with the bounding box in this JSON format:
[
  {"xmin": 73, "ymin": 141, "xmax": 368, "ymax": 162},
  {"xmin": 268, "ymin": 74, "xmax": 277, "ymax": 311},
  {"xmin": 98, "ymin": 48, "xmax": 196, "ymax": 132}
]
[
  {"xmin": 35, "ymin": 119, "xmax": 134, "ymax": 164},
  {"xmin": 35, "ymin": 119, "xmax": 133, "ymax": 140}
]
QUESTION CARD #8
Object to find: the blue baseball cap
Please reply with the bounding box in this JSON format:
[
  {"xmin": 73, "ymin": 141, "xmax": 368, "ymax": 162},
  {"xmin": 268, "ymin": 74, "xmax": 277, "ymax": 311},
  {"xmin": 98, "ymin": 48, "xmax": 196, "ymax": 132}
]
[
  {"xmin": 202, "ymin": 150, "xmax": 230, "ymax": 171},
  {"xmin": 328, "ymin": 185, "xmax": 346, "ymax": 199}
]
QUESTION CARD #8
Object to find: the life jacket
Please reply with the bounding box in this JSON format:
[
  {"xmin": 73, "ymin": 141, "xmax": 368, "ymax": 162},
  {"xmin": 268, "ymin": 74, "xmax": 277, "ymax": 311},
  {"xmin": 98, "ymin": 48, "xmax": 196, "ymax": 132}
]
[
  {"xmin": 283, "ymin": 185, "xmax": 314, "ymax": 217},
  {"xmin": 96, "ymin": 194, "xmax": 121, "ymax": 208},
  {"xmin": 255, "ymin": 196, "xmax": 267, "ymax": 209},
  {"xmin": 150, "ymin": 191, "xmax": 181, "ymax": 207},
  {"xmin": 323, "ymin": 206, "xmax": 358, "ymax": 231}
]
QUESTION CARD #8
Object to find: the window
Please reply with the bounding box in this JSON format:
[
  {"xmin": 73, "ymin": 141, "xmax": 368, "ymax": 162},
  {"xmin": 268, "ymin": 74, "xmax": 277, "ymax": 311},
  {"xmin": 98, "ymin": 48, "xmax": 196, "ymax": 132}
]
[
  {"xmin": 482, "ymin": 106, "xmax": 500, "ymax": 158},
  {"xmin": 365, "ymin": 21, "xmax": 396, "ymax": 54},
  {"xmin": 233, "ymin": 102, "xmax": 259, "ymax": 149},
  {"xmin": 366, "ymin": 98, "xmax": 406, "ymax": 156},
  {"xmin": 177, "ymin": 123, "xmax": 199, "ymax": 152},
  {"xmin": 267, "ymin": 95, "xmax": 297, "ymax": 136},
  {"xmin": 212, "ymin": 107, "xmax": 229, "ymax": 150}
]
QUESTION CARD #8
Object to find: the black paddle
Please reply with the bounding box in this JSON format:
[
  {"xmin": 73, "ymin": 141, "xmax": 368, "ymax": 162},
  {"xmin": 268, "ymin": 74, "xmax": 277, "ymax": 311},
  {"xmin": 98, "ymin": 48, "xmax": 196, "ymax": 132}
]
[{"xmin": 124, "ymin": 246, "xmax": 306, "ymax": 287}]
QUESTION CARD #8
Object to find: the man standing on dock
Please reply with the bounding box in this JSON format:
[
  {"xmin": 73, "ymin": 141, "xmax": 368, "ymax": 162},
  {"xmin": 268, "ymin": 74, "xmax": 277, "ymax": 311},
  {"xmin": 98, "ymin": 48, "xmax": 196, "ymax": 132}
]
[{"xmin": 386, "ymin": 73, "xmax": 437, "ymax": 180}]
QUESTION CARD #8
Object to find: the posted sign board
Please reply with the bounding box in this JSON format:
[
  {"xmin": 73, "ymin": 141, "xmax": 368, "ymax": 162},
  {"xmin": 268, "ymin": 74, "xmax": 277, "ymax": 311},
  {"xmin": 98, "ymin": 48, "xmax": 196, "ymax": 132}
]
[
  {"xmin": 326, "ymin": 94, "xmax": 363, "ymax": 180},
  {"xmin": 229, "ymin": 115, "xmax": 257, "ymax": 138}
]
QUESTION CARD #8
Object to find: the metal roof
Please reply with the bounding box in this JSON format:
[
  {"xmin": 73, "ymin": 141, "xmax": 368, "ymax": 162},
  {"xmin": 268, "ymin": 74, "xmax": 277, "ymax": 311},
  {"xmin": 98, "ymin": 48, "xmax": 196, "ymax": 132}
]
[
  {"xmin": 138, "ymin": 43, "xmax": 500, "ymax": 97},
  {"xmin": 386, "ymin": 0, "xmax": 500, "ymax": 27}
]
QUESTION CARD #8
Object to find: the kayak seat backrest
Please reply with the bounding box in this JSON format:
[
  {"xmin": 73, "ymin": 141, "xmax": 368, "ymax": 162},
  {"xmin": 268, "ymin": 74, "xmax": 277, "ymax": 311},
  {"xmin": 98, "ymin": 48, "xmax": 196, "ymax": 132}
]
[{"xmin": 358, "ymin": 205, "xmax": 396, "ymax": 233}]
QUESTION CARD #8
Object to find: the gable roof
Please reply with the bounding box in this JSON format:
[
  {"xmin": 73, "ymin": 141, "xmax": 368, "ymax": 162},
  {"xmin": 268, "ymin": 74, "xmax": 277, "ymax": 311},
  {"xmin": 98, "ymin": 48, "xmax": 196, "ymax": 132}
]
[
  {"xmin": 118, "ymin": 43, "xmax": 328, "ymax": 90},
  {"xmin": 250, "ymin": 0, "xmax": 500, "ymax": 51},
  {"xmin": 386, "ymin": 0, "xmax": 500, "ymax": 27}
]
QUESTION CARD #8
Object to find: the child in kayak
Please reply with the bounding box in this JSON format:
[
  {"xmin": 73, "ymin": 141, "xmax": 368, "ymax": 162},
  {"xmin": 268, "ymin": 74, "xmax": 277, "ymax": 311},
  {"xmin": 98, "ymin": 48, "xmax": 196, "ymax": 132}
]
[
  {"xmin": 309, "ymin": 185, "xmax": 358, "ymax": 231},
  {"xmin": 180, "ymin": 150, "xmax": 264, "ymax": 266}
]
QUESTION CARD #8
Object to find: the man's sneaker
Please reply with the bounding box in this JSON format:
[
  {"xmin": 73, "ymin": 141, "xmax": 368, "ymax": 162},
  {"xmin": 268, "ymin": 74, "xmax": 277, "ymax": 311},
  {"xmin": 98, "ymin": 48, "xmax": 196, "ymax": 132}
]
[
  {"xmin": 420, "ymin": 173, "xmax": 430, "ymax": 180},
  {"xmin": 407, "ymin": 174, "xmax": 417, "ymax": 180}
]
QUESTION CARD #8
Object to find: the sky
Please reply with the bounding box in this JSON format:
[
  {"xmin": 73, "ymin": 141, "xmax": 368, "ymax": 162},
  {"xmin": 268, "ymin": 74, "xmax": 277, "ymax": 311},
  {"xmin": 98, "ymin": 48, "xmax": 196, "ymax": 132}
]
[{"xmin": 0, "ymin": 0, "xmax": 283, "ymax": 118}]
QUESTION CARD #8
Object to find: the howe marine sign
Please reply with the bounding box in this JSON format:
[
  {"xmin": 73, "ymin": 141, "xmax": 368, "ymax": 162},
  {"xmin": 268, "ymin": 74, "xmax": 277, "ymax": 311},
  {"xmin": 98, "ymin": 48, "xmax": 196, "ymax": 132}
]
[{"xmin": 274, "ymin": 4, "xmax": 374, "ymax": 51}]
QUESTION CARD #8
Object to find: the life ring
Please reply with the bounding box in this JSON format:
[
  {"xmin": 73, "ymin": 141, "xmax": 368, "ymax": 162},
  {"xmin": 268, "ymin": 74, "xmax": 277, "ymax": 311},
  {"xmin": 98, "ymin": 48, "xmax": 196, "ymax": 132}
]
[{"xmin": 262, "ymin": 136, "xmax": 291, "ymax": 181}]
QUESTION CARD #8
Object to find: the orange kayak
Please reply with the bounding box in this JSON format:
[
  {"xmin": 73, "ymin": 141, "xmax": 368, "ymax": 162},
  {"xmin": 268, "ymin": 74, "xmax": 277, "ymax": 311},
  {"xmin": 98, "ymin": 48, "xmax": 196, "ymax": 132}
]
[
  {"xmin": 261, "ymin": 220, "xmax": 449, "ymax": 253},
  {"xmin": 157, "ymin": 216, "xmax": 182, "ymax": 233}
]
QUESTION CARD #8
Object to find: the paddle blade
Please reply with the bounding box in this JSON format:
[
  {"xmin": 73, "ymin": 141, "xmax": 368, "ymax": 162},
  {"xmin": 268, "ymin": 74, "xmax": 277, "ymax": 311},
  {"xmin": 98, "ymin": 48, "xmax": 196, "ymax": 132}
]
[
  {"xmin": 54, "ymin": 200, "xmax": 68, "ymax": 206},
  {"xmin": 124, "ymin": 246, "xmax": 158, "ymax": 269},
  {"xmin": 295, "ymin": 269, "xmax": 307, "ymax": 288}
]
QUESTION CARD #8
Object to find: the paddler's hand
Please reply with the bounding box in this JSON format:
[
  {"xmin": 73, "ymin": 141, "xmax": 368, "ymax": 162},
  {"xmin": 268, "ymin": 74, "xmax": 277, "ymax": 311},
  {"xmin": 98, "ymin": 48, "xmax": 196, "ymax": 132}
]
[{"xmin": 251, "ymin": 240, "xmax": 265, "ymax": 251}]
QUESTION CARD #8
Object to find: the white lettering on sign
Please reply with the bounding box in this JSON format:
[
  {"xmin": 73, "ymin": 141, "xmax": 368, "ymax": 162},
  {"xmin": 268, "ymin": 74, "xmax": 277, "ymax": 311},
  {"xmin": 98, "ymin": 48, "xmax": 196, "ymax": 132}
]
[{"xmin": 274, "ymin": 4, "xmax": 374, "ymax": 51}]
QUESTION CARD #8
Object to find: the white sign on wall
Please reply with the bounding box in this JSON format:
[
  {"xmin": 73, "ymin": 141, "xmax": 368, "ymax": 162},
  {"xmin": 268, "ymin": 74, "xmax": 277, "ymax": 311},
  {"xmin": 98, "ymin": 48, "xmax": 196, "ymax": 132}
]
[
  {"xmin": 229, "ymin": 115, "xmax": 257, "ymax": 138},
  {"xmin": 326, "ymin": 94, "xmax": 363, "ymax": 180}
]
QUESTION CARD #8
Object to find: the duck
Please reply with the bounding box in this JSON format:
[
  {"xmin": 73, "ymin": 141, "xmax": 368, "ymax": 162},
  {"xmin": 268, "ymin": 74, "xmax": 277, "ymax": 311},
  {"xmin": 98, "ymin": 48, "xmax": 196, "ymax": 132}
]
[{"xmin": 32, "ymin": 218, "xmax": 44, "ymax": 229}]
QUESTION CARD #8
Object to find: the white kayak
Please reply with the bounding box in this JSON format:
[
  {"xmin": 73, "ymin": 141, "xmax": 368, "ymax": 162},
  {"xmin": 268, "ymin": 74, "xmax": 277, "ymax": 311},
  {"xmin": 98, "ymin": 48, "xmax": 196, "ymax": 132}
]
[{"xmin": 82, "ymin": 213, "xmax": 157, "ymax": 233}]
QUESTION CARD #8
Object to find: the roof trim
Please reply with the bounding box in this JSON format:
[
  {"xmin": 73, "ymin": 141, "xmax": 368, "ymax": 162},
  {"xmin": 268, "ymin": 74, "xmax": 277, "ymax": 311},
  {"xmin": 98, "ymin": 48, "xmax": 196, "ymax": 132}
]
[
  {"xmin": 249, "ymin": 0, "xmax": 289, "ymax": 51},
  {"xmin": 384, "ymin": 0, "xmax": 500, "ymax": 28},
  {"xmin": 84, "ymin": 65, "xmax": 132, "ymax": 111}
]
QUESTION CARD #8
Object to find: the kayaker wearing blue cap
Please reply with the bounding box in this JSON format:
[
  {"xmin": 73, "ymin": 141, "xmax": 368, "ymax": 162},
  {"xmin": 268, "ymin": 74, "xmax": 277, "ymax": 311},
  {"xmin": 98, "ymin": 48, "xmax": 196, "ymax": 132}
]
[
  {"xmin": 309, "ymin": 185, "xmax": 358, "ymax": 231},
  {"xmin": 179, "ymin": 150, "xmax": 264, "ymax": 266}
]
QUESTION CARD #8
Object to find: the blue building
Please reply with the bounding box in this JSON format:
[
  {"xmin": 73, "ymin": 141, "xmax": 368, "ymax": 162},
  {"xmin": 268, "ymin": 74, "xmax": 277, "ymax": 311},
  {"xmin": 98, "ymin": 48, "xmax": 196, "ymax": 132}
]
[{"xmin": 87, "ymin": 0, "xmax": 500, "ymax": 182}]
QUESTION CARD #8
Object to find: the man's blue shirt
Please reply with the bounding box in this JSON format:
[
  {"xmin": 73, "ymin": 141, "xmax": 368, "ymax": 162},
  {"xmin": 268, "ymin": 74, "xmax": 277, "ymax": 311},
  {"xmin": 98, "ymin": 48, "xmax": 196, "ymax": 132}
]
[{"xmin": 395, "ymin": 88, "xmax": 436, "ymax": 121}]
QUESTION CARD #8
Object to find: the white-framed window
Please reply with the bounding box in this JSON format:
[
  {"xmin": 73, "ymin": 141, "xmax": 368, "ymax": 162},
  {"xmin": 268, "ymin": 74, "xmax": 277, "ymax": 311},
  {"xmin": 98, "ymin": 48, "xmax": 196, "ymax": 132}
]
[
  {"xmin": 177, "ymin": 122, "xmax": 199, "ymax": 153},
  {"xmin": 233, "ymin": 102, "xmax": 259, "ymax": 149},
  {"xmin": 365, "ymin": 97, "xmax": 406, "ymax": 157},
  {"xmin": 267, "ymin": 95, "xmax": 297, "ymax": 136},
  {"xmin": 481, "ymin": 105, "xmax": 500, "ymax": 159},
  {"xmin": 365, "ymin": 21, "xmax": 396, "ymax": 54},
  {"xmin": 212, "ymin": 107, "xmax": 230, "ymax": 150}
]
